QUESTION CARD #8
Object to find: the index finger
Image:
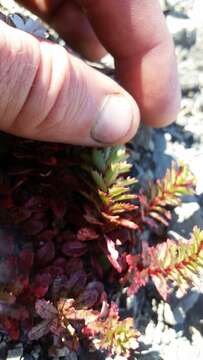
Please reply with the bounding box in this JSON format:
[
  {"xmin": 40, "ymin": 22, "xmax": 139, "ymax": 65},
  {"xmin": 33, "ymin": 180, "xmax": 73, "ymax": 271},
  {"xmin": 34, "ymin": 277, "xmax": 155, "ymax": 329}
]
[{"xmin": 77, "ymin": 0, "xmax": 181, "ymax": 126}]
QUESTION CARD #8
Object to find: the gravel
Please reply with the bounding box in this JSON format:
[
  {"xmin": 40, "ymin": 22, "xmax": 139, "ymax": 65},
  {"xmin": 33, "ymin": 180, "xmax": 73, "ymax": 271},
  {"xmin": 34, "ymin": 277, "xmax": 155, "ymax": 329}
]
[{"xmin": 132, "ymin": 1, "xmax": 203, "ymax": 359}]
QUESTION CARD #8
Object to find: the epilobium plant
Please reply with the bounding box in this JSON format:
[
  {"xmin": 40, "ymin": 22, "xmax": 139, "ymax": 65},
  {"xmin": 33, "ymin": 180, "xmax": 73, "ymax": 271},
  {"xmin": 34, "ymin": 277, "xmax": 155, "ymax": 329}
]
[{"xmin": 0, "ymin": 136, "xmax": 202, "ymax": 358}]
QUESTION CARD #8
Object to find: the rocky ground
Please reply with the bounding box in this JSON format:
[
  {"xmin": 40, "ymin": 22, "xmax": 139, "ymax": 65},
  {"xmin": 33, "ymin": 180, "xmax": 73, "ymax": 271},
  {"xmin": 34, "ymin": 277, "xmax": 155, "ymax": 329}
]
[
  {"xmin": 0, "ymin": 0, "xmax": 203, "ymax": 359},
  {"xmin": 131, "ymin": 1, "xmax": 203, "ymax": 359}
]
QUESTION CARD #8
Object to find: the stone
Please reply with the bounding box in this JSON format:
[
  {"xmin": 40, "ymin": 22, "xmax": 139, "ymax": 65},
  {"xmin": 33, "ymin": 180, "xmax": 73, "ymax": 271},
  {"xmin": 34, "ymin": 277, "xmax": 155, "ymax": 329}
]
[
  {"xmin": 185, "ymin": 293, "xmax": 203, "ymax": 328},
  {"xmin": 179, "ymin": 60, "xmax": 199, "ymax": 93},
  {"xmin": 144, "ymin": 322, "xmax": 157, "ymax": 344},
  {"xmin": 22, "ymin": 356, "xmax": 34, "ymax": 360},
  {"xmin": 189, "ymin": 153, "xmax": 203, "ymax": 195},
  {"xmin": 51, "ymin": 354, "xmax": 77, "ymax": 360},
  {"xmin": 166, "ymin": 15, "xmax": 196, "ymax": 47},
  {"xmin": 191, "ymin": 0, "xmax": 203, "ymax": 25},
  {"xmin": 174, "ymin": 201, "xmax": 200, "ymax": 222},
  {"xmin": 161, "ymin": 337, "xmax": 196, "ymax": 360},
  {"xmin": 0, "ymin": 0, "xmax": 29, "ymax": 15},
  {"xmin": 133, "ymin": 124, "xmax": 154, "ymax": 151},
  {"xmin": 66, "ymin": 352, "xmax": 78, "ymax": 360},
  {"xmin": 170, "ymin": 202, "xmax": 203, "ymax": 238},
  {"xmin": 163, "ymin": 302, "xmax": 182, "ymax": 326},
  {"xmin": 136, "ymin": 351, "xmax": 163, "ymax": 360},
  {"xmin": 106, "ymin": 357, "xmax": 126, "ymax": 360},
  {"xmin": 100, "ymin": 54, "xmax": 114, "ymax": 69},
  {"xmin": 7, "ymin": 344, "xmax": 23, "ymax": 360},
  {"xmin": 164, "ymin": 0, "xmax": 195, "ymax": 16},
  {"xmin": 10, "ymin": 14, "xmax": 47, "ymax": 38},
  {"xmin": 153, "ymin": 130, "xmax": 174, "ymax": 179},
  {"xmin": 190, "ymin": 326, "xmax": 203, "ymax": 357},
  {"xmin": 198, "ymin": 72, "xmax": 203, "ymax": 87},
  {"xmin": 48, "ymin": 346, "xmax": 78, "ymax": 359},
  {"xmin": 0, "ymin": 341, "xmax": 7, "ymax": 360},
  {"xmin": 163, "ymin": 291, "xmax": 199, "ymax": 326},
  {"xmin": 159, "ymin": 0, "xmax": 168, "ymax": 12},
  {"xmin": 194, "ymin": 92, "xmax": 203, "ymax": 112},
  {"xmin": 30, "ymin": 345, "xmax": 41, "ymax": 360},
  {"xmin": 153, "ymin": 130, "xmax": 166, "ymax": 153}
]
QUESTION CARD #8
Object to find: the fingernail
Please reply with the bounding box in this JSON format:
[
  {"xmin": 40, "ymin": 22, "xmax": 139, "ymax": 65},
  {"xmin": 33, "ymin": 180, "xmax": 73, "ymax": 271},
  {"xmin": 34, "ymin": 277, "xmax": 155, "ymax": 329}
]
[{"xmin": 91, "ymin": 94, "xmax": 134, "ymax": 144}]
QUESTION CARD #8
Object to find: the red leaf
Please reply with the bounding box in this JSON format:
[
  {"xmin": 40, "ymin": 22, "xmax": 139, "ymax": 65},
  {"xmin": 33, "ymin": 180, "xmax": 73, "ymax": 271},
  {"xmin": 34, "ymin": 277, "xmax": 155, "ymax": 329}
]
[
  {"xmin": 66, "ymin": 271, "xmax": 87, "ymax": 294},
  {"xmin": 45, "ymin": 259, "xmax": 67, "ymax": 278},
  {"xmin": 83, "ymin": 205, "xmax": 103, "ymax": 225},
  {"xmin": 0, "ymin": 256, "xmax": 18, "ymax": 284},
  {"xmin": 143, "ymin": 216, "xmax": 159, "ymax": 229},
  {"xmin": 105, "ymin": 236, "xmax": 123, "ymax": 273},
  {"xmin": 19, "ymin": 248, "xmax": 34, "ymax": 273},
  {"xmin": 10, "ymin": 207, "xmax": 32, "ymax": 224},
  {"xmin": 90, "ymin": 255, "xmax": 104, "ymax": 278},
  {"xmin": 62, "ymin": 174, "xmax": 81, "ymax": 189},
  {"xmin": 0, "ymin": 232, "xmax": 15, "ymax": 257},
  {"xmin": 2, "ymin": 318, "xmax": 20, "ymax": 341},
  {"xmin": 62, "ymin": 241, "xmax": 87, "ymax": 257},
  {"xmin": 50, "ymin": 197, "xmax": 66, "ymax": 218},
  {"xmin": 32, "ymin": 273, "xmax": 52, "ymax": 298},
  {"xmin": 77, "ymin": 227, "xmax": 99, "ymax": 241},
  {"xmin": 49, "ymin": 318, "xmax": 65, "ymax": 337},
  {"xmin": 117, "ymin": 218, "xmax": 139, "ymax": 230},
  {"xmin": 0, "ymin": 194, "xmax": 13, "ymax": 209},
  {"xmin": 66, "ymin": 205, "xmax": 85, "ymax": 226},
  {"xmin": 24, "ymin": 196, "xmax": 45, "ymax": 209},
  {"xmin": 21, "ymin": 219, "xmax": 45, "ymax": 236},
  {"xmin": 86, "ymin": 281, "xmax": 104, "ymax": 295},
  {"xmin": 149, "ymin": 211, "xmax": 170, "ymax": 227},
  {"xmin": 102, "ymin": 213, "xmax": 138, "ymax": 230},
  {"xmin": 127, "ymin": 270, "xmax": 149, "ymax": 295},
  {"xmin": 108, "ymin": 302, "xmax": 119, "ymax": 319},
  {"xmin": 126, "ymin": 255, "xmax": 149, "ymax": 295},
  {"xmin": 39, "ymin": 156, "xmax": 57, "ymax": 166},
  {"xmin": 56, "ymin": 231, "xmax": 75, "ymax": 244},
  {"xmin": 37, "ymin": 229, "xmax": 58, "ymax": 242},
  {"xmin": 151, "ymin": 274, "xmax": 169, "ymax": 301},
  {"xmin": 0, "ymin": 303, "xmax": 28, "ymax": 320},
  {"xmin": 77, "ymin": 289, "xmax": 100, "ymax": 308},
  {"xmin": 35, "ymin": 241, "xmax": 55, "ymax": 266},
  {"xmin": 65, "ymin": 258, "xmax": 84, "ymax": 273},
  {"xmin": 28, "ymin": 319, "xmax": 52, "ymax": 341},
  {"xmin": 35, "ymin": 300, "xmax": 57, "ymax": 320}
]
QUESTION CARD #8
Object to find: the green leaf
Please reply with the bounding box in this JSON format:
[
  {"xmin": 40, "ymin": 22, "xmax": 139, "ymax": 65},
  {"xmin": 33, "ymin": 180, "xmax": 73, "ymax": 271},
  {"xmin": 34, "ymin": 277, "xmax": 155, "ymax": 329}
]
[
  {"xmin": 105, "ymin": 163, "xmax": 132, "ymax": 187},
  {"xmin": 92, "ymin": 149, "xmax": 106, "ymax": 173},
  {"xmin": 98, "ymin": 190, "xmax": 111, "ymax": 206},
  {"xmin": 109, "ymin": 185, "xmax": 130, "ymax": 198},
  {"xmin": 91, "ymin": 170, "xmax": 107, "ymax": 192},
  {"xmin": 106, "ymin": 146, "xmax": 128, "ymax": 167},
  {"xmin": 113, "ymin": 194, "xmax": 137, "ymax": 202},
  {"xmin": 109, "ymin": 202, "xmax": 137, "ymax": 214},
  {"xmin": 116, "ymin": 177, "xmax": 137, "ymax": 187}
]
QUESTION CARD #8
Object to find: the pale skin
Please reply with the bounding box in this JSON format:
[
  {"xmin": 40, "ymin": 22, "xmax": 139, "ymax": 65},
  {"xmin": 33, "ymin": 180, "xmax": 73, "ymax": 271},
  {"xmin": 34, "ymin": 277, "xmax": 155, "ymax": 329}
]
[{"xmin": 0, "ymin": 0, "xmax": 181, "ymax": 146}]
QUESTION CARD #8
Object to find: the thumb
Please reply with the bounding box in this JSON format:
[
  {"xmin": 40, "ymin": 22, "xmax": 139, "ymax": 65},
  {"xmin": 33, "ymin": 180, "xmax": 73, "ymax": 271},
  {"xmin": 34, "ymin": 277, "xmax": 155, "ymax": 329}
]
[{"xmin": 0, "ymin": 21, "xmax": 139, "ymax": 146}]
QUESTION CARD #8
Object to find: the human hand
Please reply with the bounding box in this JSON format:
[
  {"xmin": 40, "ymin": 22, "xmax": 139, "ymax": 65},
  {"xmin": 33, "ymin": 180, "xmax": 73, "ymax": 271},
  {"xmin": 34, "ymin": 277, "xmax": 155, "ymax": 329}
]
[{"xmin": 0, "ymin": 0, "xmax": 180, "ymax": 146}]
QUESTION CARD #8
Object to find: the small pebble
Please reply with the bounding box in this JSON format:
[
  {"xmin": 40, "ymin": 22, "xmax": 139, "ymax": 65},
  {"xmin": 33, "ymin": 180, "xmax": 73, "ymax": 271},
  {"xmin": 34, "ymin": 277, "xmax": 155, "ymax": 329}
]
[{"xmin": 6, "ymin": 344, "xmax": 23, "ymax": 360}]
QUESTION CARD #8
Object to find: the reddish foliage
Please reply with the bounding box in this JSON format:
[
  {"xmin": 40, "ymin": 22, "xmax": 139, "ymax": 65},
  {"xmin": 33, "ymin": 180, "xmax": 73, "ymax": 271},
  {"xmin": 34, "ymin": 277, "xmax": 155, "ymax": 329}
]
[{"xmin": 0, "ymin": 138, "xmax": 198, "ymax": 357}]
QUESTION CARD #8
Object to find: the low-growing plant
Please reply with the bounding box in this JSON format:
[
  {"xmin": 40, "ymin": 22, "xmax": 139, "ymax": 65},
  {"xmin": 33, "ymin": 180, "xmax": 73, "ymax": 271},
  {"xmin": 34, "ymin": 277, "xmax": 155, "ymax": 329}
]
[{"xmin": 0, "ymin": 135, "xmax": 202, "ymax": 358}]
